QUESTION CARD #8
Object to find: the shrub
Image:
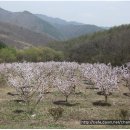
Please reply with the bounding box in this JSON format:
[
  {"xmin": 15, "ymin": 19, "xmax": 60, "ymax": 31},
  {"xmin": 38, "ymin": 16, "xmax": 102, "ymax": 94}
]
[
  {"xmin": 0, "ymin": 41, "xmax": 7, "ymax": 49},
  {"xmin": 16, "ymin": 47, "xmax": 64, "ymax": 62},
  {"xmin": 49, "ymin": 107, "xmax": 64, "ymax": 122},
  {"xmin": 0, "ymin": 48, "xmax": 17, "ymax": 63},
  {"xmin": 119, "ymin": 109, "xmax": 129, "ymax": 120}
]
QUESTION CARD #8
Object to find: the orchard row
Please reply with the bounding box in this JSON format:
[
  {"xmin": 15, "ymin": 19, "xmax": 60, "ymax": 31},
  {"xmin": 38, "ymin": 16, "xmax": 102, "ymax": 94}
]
[{"xmin": 0, "ymin": 62, "xmax": 130, "ymax": 114}]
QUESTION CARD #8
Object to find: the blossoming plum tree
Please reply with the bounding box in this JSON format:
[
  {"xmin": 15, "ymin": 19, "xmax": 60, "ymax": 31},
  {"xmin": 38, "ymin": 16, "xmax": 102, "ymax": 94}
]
[
  {"xmin": 94, "ymin": 64, "xmax": 119, "ymax": 103},
  {"xmin": 53, "ymin": 62, "xmax": 81, "ymax": 102},
  {"xmin": 80, "ymin": 63, "xmax": 119, "ymax": 104},
  {"xmin": 5, "ymin": 62, "xmax": 50, "ymax": 114}
]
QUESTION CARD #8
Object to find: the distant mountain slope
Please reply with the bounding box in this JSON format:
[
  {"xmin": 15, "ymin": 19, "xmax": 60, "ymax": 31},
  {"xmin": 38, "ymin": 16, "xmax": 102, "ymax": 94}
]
[
  {"xmin": 36, "ymin": 14, "xmax": 104, "ymax": 40},
  {"xmin": 0, "ymin": 7, "xmax": 104, "ymax": 41},
  {"xmin": 36, "ymin": 14, "xmax": 84, "ymax": 25},
  {"xmin": 0, "ymin": 21, "xmax": 55, "ymax": 48},
  {"xmin": 53, "ymin": 24, "xmax": 103, "ymax": 40},
  {"xmin": 0, "ymin": 8, "xmax": 63, "ymax": 40},
  {"xmin": 48, "ymin": 24, "xmax": 130, "ymax": 65}
]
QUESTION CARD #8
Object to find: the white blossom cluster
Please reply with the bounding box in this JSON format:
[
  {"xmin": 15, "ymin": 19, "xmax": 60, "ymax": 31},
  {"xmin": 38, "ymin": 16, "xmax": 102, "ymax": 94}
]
[
  {"xmin": 0, "ymin": 63, "xmax": 6, "ymax": 75},
  {"xmin": 80, "ymin": 63, "xmax": 119, "ymax": 95},
  {"xmin": 0, "ymin": 61, "xmax": 130, "ymax": 101},
  {"xmin": 53, "ymin": 62, "xmax": 81, "ymax": 101},
  {"xmin": 119, "ymin": 65, "xmax": 130, "ymax": 90}
]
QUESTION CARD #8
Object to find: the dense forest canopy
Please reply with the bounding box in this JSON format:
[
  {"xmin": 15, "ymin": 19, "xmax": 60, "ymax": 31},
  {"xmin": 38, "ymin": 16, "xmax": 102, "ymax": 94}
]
[
  {"xmin": 0, "ymin": 24, "xmax": 130, "ymax": 65},
  {"xmin": 48, "ymin": 24, "xmax": 130, "ymax": 65}
]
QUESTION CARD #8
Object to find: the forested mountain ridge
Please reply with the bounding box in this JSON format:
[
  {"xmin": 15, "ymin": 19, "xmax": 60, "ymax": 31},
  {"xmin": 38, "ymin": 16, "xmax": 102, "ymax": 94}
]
[
  {"xmin": 48, "ymin": 24, "xmax": 130, "ymax": 65},
  {"xmin": 36, "ymin": 14, "xmax": 104, "ymax": 40}
]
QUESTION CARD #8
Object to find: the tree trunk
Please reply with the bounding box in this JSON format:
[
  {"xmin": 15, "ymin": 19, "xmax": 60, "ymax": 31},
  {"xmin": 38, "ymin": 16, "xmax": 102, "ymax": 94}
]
[
  {"xmin": 65, "ymin": 96, "xmax": 68, "ymax": 102},
  {"xmin": 105, "ymin": 95, "xmax": 108, "ymax": 103}
]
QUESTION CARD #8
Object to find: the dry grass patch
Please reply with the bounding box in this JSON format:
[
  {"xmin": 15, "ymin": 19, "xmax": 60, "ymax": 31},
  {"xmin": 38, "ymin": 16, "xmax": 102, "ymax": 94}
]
[{"xmin": 0, "ymin": 84, "xmax": 130, "ymax": 128}]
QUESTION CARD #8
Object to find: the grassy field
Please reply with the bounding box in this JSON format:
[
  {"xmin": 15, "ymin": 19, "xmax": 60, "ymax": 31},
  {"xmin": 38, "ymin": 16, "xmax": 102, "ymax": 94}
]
[{"xmin": 0, "ymin": 82, "xmax": 130, "ymax": 129}]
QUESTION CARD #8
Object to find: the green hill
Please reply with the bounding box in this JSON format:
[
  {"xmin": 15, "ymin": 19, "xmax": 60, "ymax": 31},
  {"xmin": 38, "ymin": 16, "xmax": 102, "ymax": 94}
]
[{"xmin": 48, "ymin": 24, "xmax": 130, "ymax": 65}]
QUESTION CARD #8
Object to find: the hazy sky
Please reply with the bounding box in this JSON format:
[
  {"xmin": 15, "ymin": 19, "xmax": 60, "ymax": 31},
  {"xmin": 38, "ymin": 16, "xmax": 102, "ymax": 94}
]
[{"xmin": 0, "ymin": 1, "xmax": 130, "ymax": 27}]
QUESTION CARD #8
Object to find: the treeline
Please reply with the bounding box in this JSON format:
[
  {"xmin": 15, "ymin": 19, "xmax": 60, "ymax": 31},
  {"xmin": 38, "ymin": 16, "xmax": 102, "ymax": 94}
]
[
  {"xmin": 0, "ymin": 41, "xmax": 64, "ymax": 63},
  {"xmin": 48, "ymin": 24, "xmax": 130, "ymax": 66}
]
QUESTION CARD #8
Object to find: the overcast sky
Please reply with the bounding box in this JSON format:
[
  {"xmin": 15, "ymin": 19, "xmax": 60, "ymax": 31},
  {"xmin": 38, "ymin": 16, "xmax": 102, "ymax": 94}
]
[{"xmin": 0, "ymin": 1, "xmax": 130, "ymax": 27}]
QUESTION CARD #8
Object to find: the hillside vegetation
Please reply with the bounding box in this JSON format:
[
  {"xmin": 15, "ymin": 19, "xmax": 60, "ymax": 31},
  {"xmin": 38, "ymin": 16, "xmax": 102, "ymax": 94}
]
[
  {"xmin": 0, "ymin": 6, "xmax": 130, "ymax": 66},
  {"xmin": 0, "ymin": 41, "xmax": 64, "ymax": 63},
  {"xmin": 0, "ymin": 24, "xmax": 130, "ymax": 66},
  {"xmin": 0, "ymin": 21, "xmax": 56, "ymax": 48},
  {"xmin": 48, "ymin": 24, "xmax": 130, "ymax": 65}
]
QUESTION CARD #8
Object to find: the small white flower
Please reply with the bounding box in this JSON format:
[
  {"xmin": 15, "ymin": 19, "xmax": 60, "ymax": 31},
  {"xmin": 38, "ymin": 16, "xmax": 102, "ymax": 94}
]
[{"xmin": 31, "ymin": 114, "xmax": 36, "ymax": 117}]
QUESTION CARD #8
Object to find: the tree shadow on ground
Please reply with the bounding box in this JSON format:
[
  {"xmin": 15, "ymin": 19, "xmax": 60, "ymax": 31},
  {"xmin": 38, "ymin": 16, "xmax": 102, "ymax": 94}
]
[
  {"xmin": 123, "ymin": 93, "xmax": 130, "ymax": 97},
  {"xmin": 44, "ymin": 91, "xmax": 52, "ymax": 94},
  {"xmin": 7, "ymin": 92, "xmax": 19, "ymax": 96},
  {"xmin": 86, "ymin": 87, "xmax": 98, "ymax": 90},
  {"xmin": 97, "ymin": 91, "xmax": 112, "ymax": 96},
  {"xmin": 92, "ymin": 100, "xmax": 111, "ymax": 106},
  {"xmin": 75, "ymin": 92, "xmax": 82, "ymax": 95},
  {"xmin": 13, "ymin": 109, "xmax": 25, "ymax": 114},
  {"xmin": 53, "ymin": 100, "xmax": 80, "ymax": 107},
  {"xmin": 13, "ymin": 99, "xmax": 25, "ymax": 103}
]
